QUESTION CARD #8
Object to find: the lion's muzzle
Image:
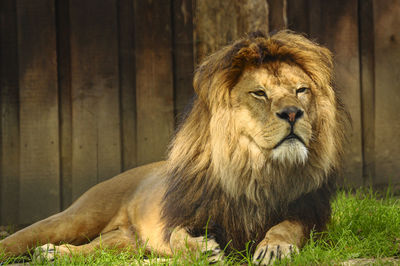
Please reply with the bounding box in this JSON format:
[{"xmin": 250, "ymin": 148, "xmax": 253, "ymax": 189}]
[
  {"xmin": 274, "ymin": 106, "xmax": 306, "ymax": 149},
  {"xmin": 276, "ymin": 106, "xmax": 304, "ymax": 125}
]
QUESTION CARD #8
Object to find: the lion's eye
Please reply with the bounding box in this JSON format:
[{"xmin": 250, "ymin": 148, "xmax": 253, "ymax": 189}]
[
  {"xmin": 296, "ymin": 87, "xmax": 308, "ymax": 94},
  {"xmin": 250, "ymin": 90, "xmax": 267, "ymax": 98}
]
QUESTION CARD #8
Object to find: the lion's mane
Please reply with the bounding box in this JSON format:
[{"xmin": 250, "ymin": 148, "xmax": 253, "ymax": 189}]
[{"xmin": 161, "ymin": 31, "xmax": 347, "ymax": 251}]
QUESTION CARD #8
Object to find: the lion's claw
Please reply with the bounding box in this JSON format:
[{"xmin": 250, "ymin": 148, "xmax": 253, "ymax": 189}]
[{"xmin": 253, "ymin": 243, "xmax": 298, "ymax": 265}]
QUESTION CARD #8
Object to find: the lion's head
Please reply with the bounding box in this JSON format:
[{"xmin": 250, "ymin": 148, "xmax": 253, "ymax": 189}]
[{"xmin": 162, "ymin": 30, "xmax": 347, "ymax": 250}]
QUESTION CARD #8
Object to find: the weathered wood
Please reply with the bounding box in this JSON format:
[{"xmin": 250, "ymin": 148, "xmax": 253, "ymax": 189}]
[
  {"xmin": 69, "ymin": 0, "xmax": 121, "ymax": 200},
  {"xmin": 1, "ymin": 0, "xmax": 399, "ymax": 226},
  {"xmin": 373, "ymin": 0, "xmax": 400, "ymax": 186},
  {"xmin": 172, "ymin": 0, "xmax": 195, "ymax": 121},
  {"xmin": 16, "ymin": 0, "xmax": 60, "ymax": 223},
  {"xmin": 268, "ymin": 0, "xmax": 287, "ymax": 31},
  {"xmin": 56, "ymin": 0, "xmax": 73, "ymax": 209},
  {"xmin": 194, "ymin": 0, "xmax": 269, "ymax": 62},
  {"xmin": 286, "ymin": 0, "xmax": 309, "ymax": 34},
  {"xmin": 307, "ymin": 0, "xmax": 363, "ymax": 187},
  {"xmin": 134, "ymin": 0, "xmax": 175, "ymax": 165},
  {"xmin": 359, "ymin": 0, "xmax": 375, "ymax": 185},
  {"xmin": 0, "ymin": 0, "xmax": 20, "ymax": 225},
  {"xmin": 307, "ymin": 0, "xmax": 322, "ymax": 39},
  {"xmin": 118, "ymin": 0, "xmax": 137, "ymax": 171}
]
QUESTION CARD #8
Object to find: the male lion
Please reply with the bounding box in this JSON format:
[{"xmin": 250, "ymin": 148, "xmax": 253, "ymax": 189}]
[{"xmin": 0, "ymin": 31, "xmax": 346, "ymax": 265}]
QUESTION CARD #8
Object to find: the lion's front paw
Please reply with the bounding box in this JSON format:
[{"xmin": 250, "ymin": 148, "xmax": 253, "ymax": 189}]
[
  {"xmin": 33, "ymin": 243, "xmax": 58, "ymax": 261},
  {"xmin": 192, "ymin": 235, "xmax": 224, "ymax": 262},
  {"xmin": 33, "ymin": 243, "xmax": 71, "ymax": 262},
  {"xmin": 170, "ymin": 228, "xmax": 224, "ymax": 263},
  {"xmin": 253, "ymin": 242, "xmax": 298, "ymax": 265}
]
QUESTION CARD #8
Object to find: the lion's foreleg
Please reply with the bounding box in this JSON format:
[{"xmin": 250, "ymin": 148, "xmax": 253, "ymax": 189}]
[
  {"xmin": 253, "ymin": 220, "xmax": 304, "ymax": 265},
  {"xmin": 169, "ymin": 227, "xmax": 224, "ymax": 262}
]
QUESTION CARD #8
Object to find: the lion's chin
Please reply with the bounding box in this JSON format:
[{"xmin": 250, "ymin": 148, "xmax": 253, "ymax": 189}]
[{"xmin": 270, "ymin": 139, "xmax": 308, "ymax": 165}]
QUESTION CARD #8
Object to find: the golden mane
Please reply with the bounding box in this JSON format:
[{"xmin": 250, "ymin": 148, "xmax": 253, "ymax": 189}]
[{"xmin": 162, "ymin": 30, "xmax": 347, "ymax": 251}]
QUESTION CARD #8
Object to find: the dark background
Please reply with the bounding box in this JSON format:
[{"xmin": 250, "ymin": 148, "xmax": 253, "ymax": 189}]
[{"xmin": 0, "ymin": 0, "xmax": 399, "ymax": 226}]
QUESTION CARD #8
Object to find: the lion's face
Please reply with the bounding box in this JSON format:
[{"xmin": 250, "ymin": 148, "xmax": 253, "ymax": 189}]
[{"xmin": 230, "ymin": 62, "xmax": 316, "ymax": 165}]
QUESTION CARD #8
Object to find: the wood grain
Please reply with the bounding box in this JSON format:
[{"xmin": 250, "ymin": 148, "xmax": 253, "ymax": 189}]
[
  {"xmin": 134, "ymin": 0, "xmax": 175, "ymax": 165},
  {"xmin": 373, "ymin": 0, "xmax": 400, "ymax": 186},
  {"xmin": 0, "ymin": 0, "xmax": 399, "ymax": 226},
  {"xmin": 286, "ymin": 0, "xmax": 309, "ymax": 34},
  {"xmin": 56, "ymin": 0, "xmax": 73, "ymax": 209},
  {"xmin": 194, "ymin": 0, "xmax": 269, "ymax": 62},
  {"xmin": 69, "ymin": 0, "xmax": 121, "ymax": 200},
  {"xmin": 268, "ymin": 0, "xmax": 287, "ymax": 31},
  {"xmin": 359, "ymin": 0, "xmax": 375, "ymax": 185},
  {"xmin": 17, "ymin": 0, "xmax": 60, "ymax": 223},
  {"xmin": 0, "ymin": 0, "xmax": 20, "ymax": 225},
  {"xmin": 118, "ymin": 0, "xmax": 137, "ymax": 171},
  {"xmin": 172, "ymin": 0, "xmax": 195, "ymax": 122}
]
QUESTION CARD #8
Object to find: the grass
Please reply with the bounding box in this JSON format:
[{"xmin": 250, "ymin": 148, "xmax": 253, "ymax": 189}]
[
  {"xmin": 1, "ymin": 188, "xmax": 399, "ymax": 265},
  {"xmin": 287, "ymin": 189, "xmax": 400, "ymax": 265}
]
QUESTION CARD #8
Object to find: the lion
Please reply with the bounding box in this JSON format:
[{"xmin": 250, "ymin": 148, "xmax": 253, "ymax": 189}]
[{"xmin": 0, "ymin": 30, "xmax": 346, "ymax": 265}]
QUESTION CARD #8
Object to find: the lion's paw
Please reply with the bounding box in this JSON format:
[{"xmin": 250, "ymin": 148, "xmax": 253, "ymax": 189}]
[
  {"xmin": 192, "ymin": 235, "xmax": 224, "ymax": 263},
  {"xmin": 170, "ymin": 228, "xmax": 224, "ymax": 263},
  {"xmin": 33, "ymin": 243, "xmax": 58, "ymax": 261},
  {"xmin": 253, "ymin": 242, "xmax": 298, "ymax": 265},
  {"xmin": 33, "ymin": 243, "xmax": 71, "ymax": 262}
]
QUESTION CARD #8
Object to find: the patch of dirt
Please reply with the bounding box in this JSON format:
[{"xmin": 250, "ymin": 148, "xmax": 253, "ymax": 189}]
[{"xmin": 342, "ymin": 257, "xmax": 400, "ymax": 265}]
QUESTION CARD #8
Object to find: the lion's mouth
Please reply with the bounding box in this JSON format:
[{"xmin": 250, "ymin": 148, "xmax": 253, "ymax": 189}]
[{"xmin": 273, "ymin": 133, "xmax": 305, "ymax": 149}]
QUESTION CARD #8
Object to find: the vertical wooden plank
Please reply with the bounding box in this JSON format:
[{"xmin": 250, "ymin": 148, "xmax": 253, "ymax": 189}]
[
  {"xmin": 306, "ymin": 0, "xmax": 363, "ymax": 187},
  {"xmin": 268, "ymin": 0, "xmax": 287, "ymax": 31},
  {"xmin": 56, "ymin": 0, "xmax": 73, "ymax": 209},
  {"xmin": 134, "ymin": 0, "xmax": 175, "ymax": 165},
  {"xmin": 0, "ymin": 0, "xmax": 20, "ymax": 225},
  {"xmin": 307, "ymin": 0, "xmax": 322, "ymax": 38},
  {"xmin": 118, "ymin": 0, "xmax": 137, "ymax": 171},
  {"xmin": 69, "ymin": 0, "xmax": 121, "ymax": 200},
  {"xmin": 287, "ymin": 0, "xmax": 323, "ymax": 37},
  {"xmin": 359, "ymin": 0, "xmax": 375, "ymax": 185},
  {"xmin": 373, "ymin": 0, "xmax": 400, "ymax": 186},
  {"xmin": 17, "ymin": 0, "xmax": 60, "ymax": 223},
  {"xmin": 172, "ymin": 0, "xmax": 195, "ymax": 121},
  {"xmin": 286, "ymin": 0, "xmax": 309, "ymax": 34},
  {"xmin": 195, "ymin": 0, "xmax": 269, "ymax": 62}
]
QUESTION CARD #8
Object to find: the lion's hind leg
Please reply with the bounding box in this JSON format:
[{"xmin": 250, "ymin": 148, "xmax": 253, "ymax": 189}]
[
  {"xmin": 169, "ymin": 227, "xmax": 224, "ymax": 263},
  {"xmin": 33, "ymin": 226, "xmax": 137, "ymax": 262}
]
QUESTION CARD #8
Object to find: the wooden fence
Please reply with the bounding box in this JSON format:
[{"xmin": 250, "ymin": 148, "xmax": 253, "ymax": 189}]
[{"xmin": 0, "ymin": 0, "xmax": 399, "ymax": 225}]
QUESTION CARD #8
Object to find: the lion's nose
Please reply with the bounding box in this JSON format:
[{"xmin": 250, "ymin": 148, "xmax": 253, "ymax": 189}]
[{"xmin": 276, "ymin": 106, "xmax": 304, "ymax": 124}]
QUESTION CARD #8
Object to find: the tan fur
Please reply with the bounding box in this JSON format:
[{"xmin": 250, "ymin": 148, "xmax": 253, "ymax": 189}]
[{"xmin": 0, "ymin": 31, "xmax": 346, "ymax": 264}]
